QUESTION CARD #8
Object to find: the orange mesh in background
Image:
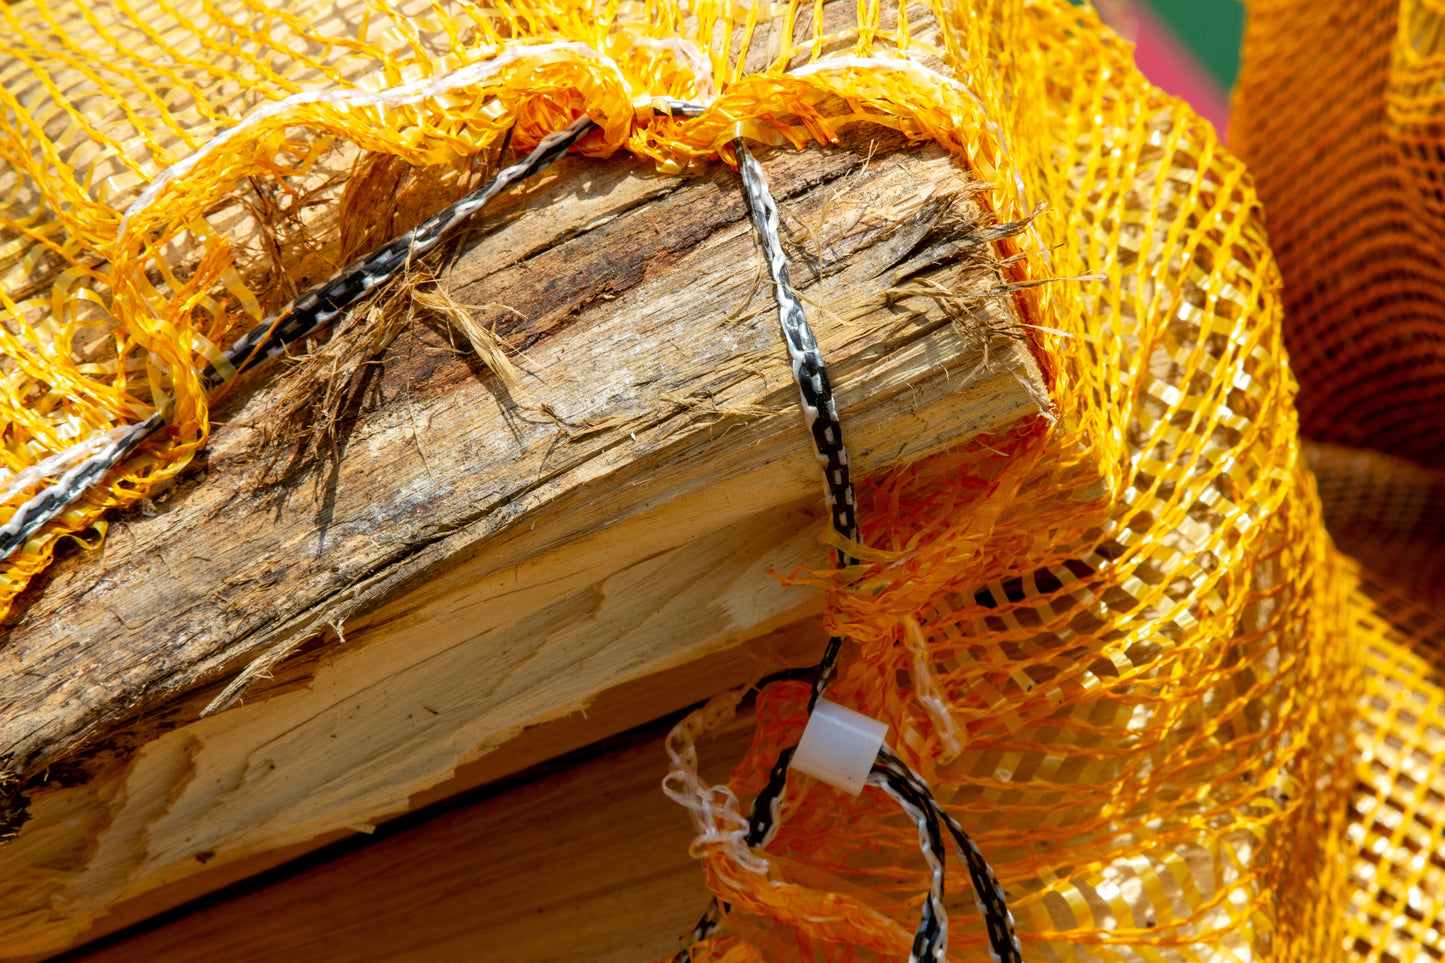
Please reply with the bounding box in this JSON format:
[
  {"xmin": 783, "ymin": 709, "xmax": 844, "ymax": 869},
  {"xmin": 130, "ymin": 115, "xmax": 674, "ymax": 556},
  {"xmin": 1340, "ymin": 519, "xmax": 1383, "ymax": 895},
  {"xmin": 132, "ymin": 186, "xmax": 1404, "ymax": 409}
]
[
  {"xmin": 1308, "ymin": 443, "xmax": 1445, "ymax": 607},
  {"xmin": 1230, "ymin": 0, "xmax": 1445, "ymax": 465},
  {"xmin": 1, "ymin": 0, "xmax": 1442, "ymax": 961}
]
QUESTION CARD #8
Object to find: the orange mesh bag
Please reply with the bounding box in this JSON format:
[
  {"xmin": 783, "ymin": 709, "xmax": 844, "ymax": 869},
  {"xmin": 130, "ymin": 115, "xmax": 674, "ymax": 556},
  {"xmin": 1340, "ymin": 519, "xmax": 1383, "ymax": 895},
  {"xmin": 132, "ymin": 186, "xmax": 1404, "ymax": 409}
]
[
  {"xmin": 1, "ymin": 0, "xmax": 1443, "ymax": 960},
  {"xmin": 663, "ymin": 3, "xmax": 1368, "ymax": 960},
  {"xmin": 1231, "ymin": 1, "xmax": 1445, "ymax": 959},
  {"xmin": 0, "ymin": 0, "xmax": 1038, "ymax": 616},
  {"xmin": 1231, "ymin": 0, "xmax": 1445, "ymax": 465}
]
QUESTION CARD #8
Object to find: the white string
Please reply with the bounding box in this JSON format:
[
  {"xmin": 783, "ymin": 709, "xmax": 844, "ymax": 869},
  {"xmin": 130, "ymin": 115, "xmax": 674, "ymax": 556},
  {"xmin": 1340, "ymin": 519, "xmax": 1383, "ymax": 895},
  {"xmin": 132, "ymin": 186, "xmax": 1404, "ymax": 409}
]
[
  {"xmin": 0, "ymin": 425, "xmax": 140, "ymax": 505},
  {"xmin": 661, "ymin": 694, "xmax": 772, "ymax": 875},
  {"xmin": 118, "ymin": 42, "xmax": 635, "ymax": 237}
]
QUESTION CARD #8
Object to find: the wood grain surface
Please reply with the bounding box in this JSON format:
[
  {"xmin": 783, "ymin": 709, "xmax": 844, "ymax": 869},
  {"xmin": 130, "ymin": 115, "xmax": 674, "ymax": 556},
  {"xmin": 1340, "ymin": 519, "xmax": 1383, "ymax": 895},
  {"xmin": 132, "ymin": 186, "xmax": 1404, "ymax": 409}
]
[
  {"xmin": 53, "ymin": 712, "xmax": 757, "ymax": 963},
  {"xmin": 0, "ymin": 130, "xmax": 1047, "ymax": 958}
]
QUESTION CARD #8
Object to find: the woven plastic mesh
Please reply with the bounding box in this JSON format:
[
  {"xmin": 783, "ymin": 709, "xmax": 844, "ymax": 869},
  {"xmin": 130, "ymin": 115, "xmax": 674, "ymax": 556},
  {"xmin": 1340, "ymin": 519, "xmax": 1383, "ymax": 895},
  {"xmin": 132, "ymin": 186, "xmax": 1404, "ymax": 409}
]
[
  {"xmin": 1342, "ymin": 569, "xmax": 1445, "ymax": 963},
  {"xmin": 1230, "ymin": 0, "xmax": 1445, "ymax": 466},
  {"xmin": 0, "ymin": 0, "xmax": 1441, "ymax": 961},
  {"xmin": 672, "ymin": 3, "xmax": 1365, "ymax": 958},
  {"xmin": 1308, "ymin": 442, "xmax": 1445, "ymax": 607},
  {"xmin": 1230, "ymin": 3, "xmax": 1445, "ymax": 960}
]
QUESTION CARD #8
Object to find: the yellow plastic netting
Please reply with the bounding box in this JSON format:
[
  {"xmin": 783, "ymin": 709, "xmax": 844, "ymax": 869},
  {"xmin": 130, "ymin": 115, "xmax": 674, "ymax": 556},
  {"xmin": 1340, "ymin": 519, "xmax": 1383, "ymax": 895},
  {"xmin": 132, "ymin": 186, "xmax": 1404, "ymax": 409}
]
[
  {"xmin": 1230, "ymin": 1, "xmax": 1445, "ymax": 958},
  {"xmin": 1, "ymin": 0, "xmax": 1441, "ymax": 960}
]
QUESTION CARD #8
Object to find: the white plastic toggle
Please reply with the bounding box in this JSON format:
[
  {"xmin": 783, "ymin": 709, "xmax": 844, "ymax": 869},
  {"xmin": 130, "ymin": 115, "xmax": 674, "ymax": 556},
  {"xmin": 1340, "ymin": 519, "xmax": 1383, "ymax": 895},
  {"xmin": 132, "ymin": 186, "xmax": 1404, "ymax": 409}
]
[{"xmin": 791, "ymin": 699, "xmax": 889, "ymax": 796}]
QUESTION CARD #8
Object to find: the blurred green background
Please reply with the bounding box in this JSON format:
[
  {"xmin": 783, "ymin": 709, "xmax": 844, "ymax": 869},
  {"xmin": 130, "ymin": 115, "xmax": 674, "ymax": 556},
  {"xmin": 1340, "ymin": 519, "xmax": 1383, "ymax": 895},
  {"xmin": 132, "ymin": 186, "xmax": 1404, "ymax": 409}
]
[
  {"xmin": 1071, "ymin": 0, "xmax": 1246, "ymax": 89},
  {"xmin": 1145, "ymin": 0, "xmax": 1244, "ymax": 88}
]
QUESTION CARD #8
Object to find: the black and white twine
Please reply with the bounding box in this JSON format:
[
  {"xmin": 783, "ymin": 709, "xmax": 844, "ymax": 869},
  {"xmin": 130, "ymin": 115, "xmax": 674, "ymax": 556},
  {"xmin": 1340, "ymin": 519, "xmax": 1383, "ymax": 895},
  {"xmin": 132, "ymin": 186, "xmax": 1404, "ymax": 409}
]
[
  {"xmin": 872, "ymin": 746, "xmax": 1024, "ymax": 963},
  {"xmin": 673, "ymin": 140, "xmax": 1022, "ymax": 963},
  {"xmin": 2, "ymin": 104, "xmax": 700, "ymax": 562},
  {"xmin": 198, "ymin": 114, "xmax": 599, "ymax": 387}
]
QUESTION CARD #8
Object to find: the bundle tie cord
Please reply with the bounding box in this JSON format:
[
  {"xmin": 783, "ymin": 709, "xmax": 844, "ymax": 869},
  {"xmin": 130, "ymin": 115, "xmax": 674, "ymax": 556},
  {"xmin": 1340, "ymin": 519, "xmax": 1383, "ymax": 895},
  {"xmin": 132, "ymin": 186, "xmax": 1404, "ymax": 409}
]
[
  {"xmin": 733, "ymin": 137, "xmax": 860, "ymax": 708},
  {"xmin": 0, "ymin": 412, "xmax": 164, "ymax": 560},
  {"xmin": 679, "ymin": 738, "xmax": 1025, "ymax": 962},
  {"xmin": 872, "ymin": 746, "xmax": 1024, "ymax": 963},
  {"xmin": 199, "ymin": 112, "xmax": 600, "ymax": 387},
  {"xmin": 870, "ymin": 757, "xmax": 949, "ymax": 963},
  {"xmin": 1, "ymin": 102, "xmax": 706, "ymax": 563},
  {"xmin": 673, "ymin": 134, "xmax": 861, "ymax": 962},
  {"xmin": 674, "ymin": 140, "xmax": 1022, "ymax": 963},
  {"xmin": 731, "ymin": 132, "xmax": 860, "ymax": 856}
]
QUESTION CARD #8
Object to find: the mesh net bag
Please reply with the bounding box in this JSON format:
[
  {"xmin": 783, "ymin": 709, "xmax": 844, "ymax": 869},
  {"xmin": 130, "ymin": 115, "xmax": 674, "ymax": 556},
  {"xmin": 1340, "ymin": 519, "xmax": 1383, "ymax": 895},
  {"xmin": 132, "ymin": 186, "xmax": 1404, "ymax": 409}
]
[
  {"xmin": 666, "ymin": 3, "xmax": 1364, "ymax": 958},
  {"xmin": 1231, "ymin": 0, "xmax": 1445, "ymax": 467},
  {"xmin": 1, "ymin": 0, "xmax": 1443, "ymax": 961},
  {"xmin": 1229, "ymin": 1, "xmax": 1445, "ymax": 958}
]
